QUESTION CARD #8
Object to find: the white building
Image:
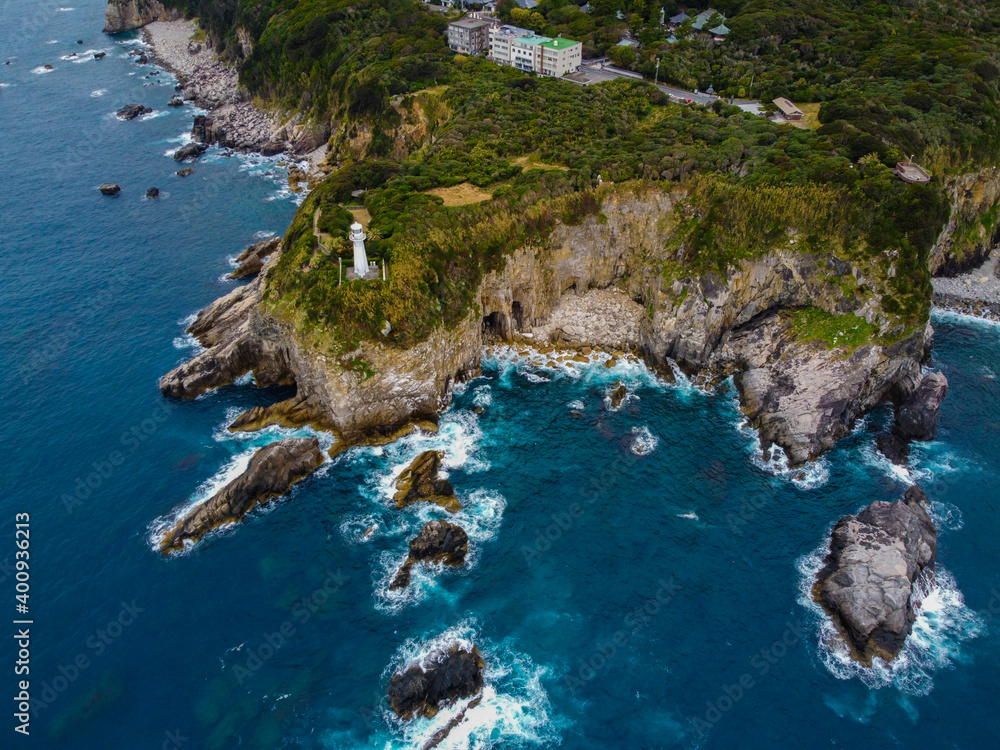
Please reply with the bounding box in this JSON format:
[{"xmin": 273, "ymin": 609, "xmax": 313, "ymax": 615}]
[{"xmin": 488, "ymin": 25, "xmax": 582, "ymax": 77}]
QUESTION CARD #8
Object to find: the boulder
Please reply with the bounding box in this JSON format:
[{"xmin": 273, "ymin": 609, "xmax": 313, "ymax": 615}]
[
  {"xmin": 390, "ymin": 520, "xmax": 469, "ymax": 590},
  {"xmin": 99, "ymin": 183, "xmax": 120, "ymax": 196},
  {"xmin": 875, "ymin": 432, "xmax": 909, "ymax": 465},
  {"xmin": 173, "ymin": 142, "xmax": 208, "ymax": 162},
  {"xmin": 168, "ymin": 96, "xmax": 184, "ymax": 107},
  {"xmin": 388, "ymin": 645, "xmax": 485, "ymax": 720},
  {"xmin": 393, "ymin": 451, "xmax": 461, "ymax": 513},
  {"xmin": 116, "ymin": 103, "xmax": 151, "ymax": 120},
  {"xmin": 176, "ymin": 168, "xmax": 194, "ymax": 177},
  {"xmin": 145, "ymin": 187, "xmax": 159, "ymax": 199},
  {"xmin": 894, "ymin": 372, "xmax": 948, "ymax": 441},
  {"xmin": 812, "ymin": 486, "xmax": 937, "ymax": 665},
  {"xmin": 94, "ymin": 52, "xmax": 106, "ymax": 59},
  {"xmin": 159, "ymin": 437, "xmax": 324, "ymax": 554}
]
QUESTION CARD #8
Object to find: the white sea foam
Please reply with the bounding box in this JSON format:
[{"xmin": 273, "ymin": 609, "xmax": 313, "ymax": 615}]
[
  {"xmin": 172, "ymin": 332, "xmax": 204, "ymax": 353},
  {"xmin": 797, "ymin": 546, "xmax": 983, "ymax": 696},
  {"xmin": 31, "ymin": 65, "xmax": 54, "ymax": 74},
  {"xmin": 0, "ymin": 83, "xmax": 11, "ymax": 89},
  {"xmin": 46, "ymin": 40, "xmax": 58, "ymax": 44},
  {"xmin": 56, "ymin": 7, "xmax": 74, "ymax": 11},
  {"xmin": 931, "ymin": 307, "xmax": 1000, "ymax": 330},
  {"xmin": 566, "ymin": 399, "xmax": 584, "ymax": 411},
  {"xmin": 629, "ymin": 425, "xmax": 659, "ymax": 456},
  {"xmin": 362, "ymin": 620, "xmax": 564, "ymax": 750},
  {"xmin": 90, "ymin": 88, "xmax": 106, "ymax": 97},
  {"xmin": 472, "ymin": 385, "xmax": 492, "ymax": 408},
  {"xmin": 253, "ymin": 229, "xmax": 277, "ymax": 240},
  {"xmin": 676, "ymin": 511, "xmax": 699, "ymax": 521}
]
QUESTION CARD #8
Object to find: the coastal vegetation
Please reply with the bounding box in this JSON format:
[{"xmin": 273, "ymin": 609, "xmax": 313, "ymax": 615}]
[{"xmin": 165, "ymin": 0, "xmax": 990, "ymax": 351}]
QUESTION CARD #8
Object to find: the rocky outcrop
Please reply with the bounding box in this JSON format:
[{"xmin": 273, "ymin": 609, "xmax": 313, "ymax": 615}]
[
  {"xmin": 159, "ymin": 437, "xmax": 324, "ymax": 554},
  {"xmin": 894, "ymin": 371, "xmax": 948, "ymax": 441},
  {"xmin": 876, "ymin": 432, "xmax": 910, "ymax": 465},
  {"xmin": 608, "ymin": 382, "xmax": 628, "ymax": 410},
  {"xmin": 99, "ymin": 183, "xmax": 120, "ymax": 196},
  {"xmin": 812, "ymin": 486, "xmax": 937, "ymax": 665},
  {"xmin": 394, "ymin": 452, "xmax": 462, "ymax": 513},
  {"xmin": 929, "ymin": 169, "xmax": 1000, "ymax": 276},
  {"xmin": 390, "ymin": 520, "xmax": 469, "ymax": 590},
  {"xmin": 173, "ymin": 142, "xmax": 207, "ymax": 162},
  {"xmin": 228, "ymin": 237, "xmax": 279, "ymax": 279},
  {"xmin": 388, "ymin": 646, "xmax": 485, "ymax": 720},
  {"xmin": 103, "ymin": 0, "xmax": 173, "ymax": 34},
  {"xmin": 116, "ymin": 103, "xmax": 151, "ymax": 120}
]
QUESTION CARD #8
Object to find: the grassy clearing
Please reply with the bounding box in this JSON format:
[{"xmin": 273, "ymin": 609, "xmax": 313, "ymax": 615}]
[
  {"xmin": 424, "ymin": 183, "xmax": 493, "ymax": 206},
  {"xmin": 790, "ymin": 307, "xmax": 879, "ymax": 352},
  {"xmin": 789, "ymin": 102, "xmax": 822, "ymax": 130},
  {"xmin": 514, "ymin": 155, "xmax": 570, "ymax": 172},
  {"xmin": 347, "ymin": 207, "xmax": 372, "ymax": 227}
]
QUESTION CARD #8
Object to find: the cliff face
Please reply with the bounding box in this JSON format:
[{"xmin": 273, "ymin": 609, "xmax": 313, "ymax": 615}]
[
  {"xmin": 929, "ymin": 168, "xmax": 1000, "ymax": 276},
  {"xmin": 162, "ymin": 187, "xmax": 934, "ymax": 465},
  {"xmin": 104, "ymin": 0, "xmax": 173, "ymax": 33}
]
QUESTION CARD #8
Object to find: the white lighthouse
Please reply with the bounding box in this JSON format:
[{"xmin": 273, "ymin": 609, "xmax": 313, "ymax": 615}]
[{"xmin": 349, "ymin": 222, "xmax": 369, "ymax": 279}]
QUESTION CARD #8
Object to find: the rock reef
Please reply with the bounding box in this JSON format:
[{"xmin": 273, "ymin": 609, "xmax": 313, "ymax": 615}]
[
  {"xmin": 388, "ymin": 645, "xmax": 485, "ymax": 720},
  {"xmin": 228, "ymin": 237, "xmax": 280, "ymax": 280},
  {"xmin": 894, "ymin": 372, "xmax": 948, "ymax": 442},
  {"xmin": 812, "ymin": 486, "xmax": 937, "ymax": 665},
  {"xmin": 393, "ymin": 451, "xmax": 462, "ymax": 513},
  {"xmin": 159, "ymin": 437, "xmax": 323, "ymax": 554},
  {"xmin": 390, "ymin": 520, "xmax": 469, "ymax": 590}
]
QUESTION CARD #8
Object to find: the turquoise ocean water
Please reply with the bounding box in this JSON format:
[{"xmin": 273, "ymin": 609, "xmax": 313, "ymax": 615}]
[{"xmin": 1, "ymin": 3, "xmax": 999, "ymax": 748}]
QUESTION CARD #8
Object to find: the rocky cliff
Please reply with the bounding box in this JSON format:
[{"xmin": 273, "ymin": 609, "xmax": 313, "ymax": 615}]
[
  {"xmin": 161, "ymin": 186, "xmax": 951, "ymax": 466},
  {"xmin": 929, "ymin": 168, "xmax": 1000, "ymax": 276},
  {"xmin": 104, "ymin": 0, "xmax": 173, "ymax": 33}
]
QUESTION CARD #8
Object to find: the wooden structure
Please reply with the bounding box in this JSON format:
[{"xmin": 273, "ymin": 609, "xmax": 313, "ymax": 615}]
[{"xmin": 772, "ymin": 97, "xmax": 804, "ymax": 121}]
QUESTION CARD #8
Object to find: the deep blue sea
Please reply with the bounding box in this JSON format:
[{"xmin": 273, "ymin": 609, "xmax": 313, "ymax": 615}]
[{"xmin": 3, "ymin": 3, "xmax": 1000, "ymax": 749}]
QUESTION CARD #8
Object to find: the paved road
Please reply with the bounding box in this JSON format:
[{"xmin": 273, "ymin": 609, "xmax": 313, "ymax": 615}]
[{"xmin": 576, "ymin": 64, "xmax": 765, "ymax": 116}]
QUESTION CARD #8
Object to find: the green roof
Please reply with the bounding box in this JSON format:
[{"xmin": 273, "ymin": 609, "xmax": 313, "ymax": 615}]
[
  {"xmin": 515, "ymin": 33, "xmax": 550, "ymax": 46},
  {"xmin": 541, "ymin": 37, "xmax": 580, "ymax": 50}
]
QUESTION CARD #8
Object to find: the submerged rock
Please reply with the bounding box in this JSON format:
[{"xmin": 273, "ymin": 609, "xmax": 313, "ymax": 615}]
[
  {"xmin": 176, "ymin": 167, "xmax": 194, "ymax": 177},
  {"xmin": 390, "ymin": 520, "xmax": 469, "ymax": 590},
  {"xmin": 388, "ymin": 645, "xmax": 485, "ymax": 720},
  {"xmin": 228, "ymin": 236, "xmax": 280, "ymax": 280},
  {"xmin": 608, "ymin": 382, "xmax": 628, "ymax": 409},
  {"xmin": 812, "ymin": 486, "xmax": 937, "ymax": 665},
  {"xmin": 159, "ymin": 437, "xmax": 323, "ymax": 554},
  {"xmin": 894, "ymin": 371, "xmax": 948, "ymax": 442},
  {"xmin": 116, "ymin": 103, "xmax": 151, "ymax": 120},
  {"xmin": 99, "ymin": 183, "xmax": 120, "ymax": 196},
  {"xmin": 875, "ymin": 432, "xmax": 909, "ymax": 465},
  {"xmin": 393, "ymin": 451, "xmax": 462, "ymax": 513},
  {"xmin": 173, "ymin": 142, "xmax": 208, "ymax": 162},
  {"xmin": 145, "ymin": 187, "xmax": 159, "ymax": 199},
  {"xmin": 94, "ymin": 52, "xmax": 106, "ymax": 60},
  {"xmin": 168, "ymin": 95, "xmax": 184, "ymax": 107}
]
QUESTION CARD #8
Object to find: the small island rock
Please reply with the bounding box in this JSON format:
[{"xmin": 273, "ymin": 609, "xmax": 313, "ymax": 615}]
[
  {"xmin": 145, "ymin": 187, "xmax": 159, "ymax": 199},
  {"xmin": 390, "ymin": 520, "xmax": 469, "ymax": 590},
  {"xmin": 393, "ymin": 451, "xmax": 461, "ymax": 513},
  {"xmin": 117, "ymin": 103, "xmax": 151, "ymax": 120},
  {"xmin": 99, "ymin": 183, "xmax": 121, "ymax": 196},
  {"xmin": 173, "ymin": 142, "xmax": 208, "ymax": 162},
  {"xmin": 875, "ymin": 432, "xmax": 910, "ymax": 465},
  {"xmin": 894, "ymin": 372, "xmax": 948, "ymax": 442},
  {"xmin": 159, "ymin": 437, "xmax": 323, "ymax": 554},
  {"xmin": 812, "ymin": 486, "xmax": 936, "ymax": 665},
  {"xmin": 388, "ymin": 645, "xmax": 485, "ymax": 720}
]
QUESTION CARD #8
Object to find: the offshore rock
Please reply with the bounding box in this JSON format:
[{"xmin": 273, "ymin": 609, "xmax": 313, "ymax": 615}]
[
  {"xmin": 388, "ymin": 646, "xmax": 485, "ymax": 720},
  {"xmin": 390, "ymin": 520, "xmax": 469, "ymax": 590},
  {"xmin": 103, "ymin": 0, "xmax": 173, "ymax": 34},
  {"xmin": 173, "ymin": 142, "xmax": 208, "ymax": 162},
  {"xmin": 145, "ymin": 187, "xmax": 159, "ymax": 199},
  {"xmin": 99, "ymin": 183, "xmax": 120, "ymax": 196},
  {"xmin": 228, "ymin": 237, "xmax": 280, "ymax": 280},
  {"xmin": 876, "ymin": 432, "xmax": 910, "ymax": 466},
  {"xmin": 813, "ymin": 486, "xmax": 937, "ymax": 665},
  {"xmin": 116, "ymin": 103, "xmax": 151, "ymax": 119},
  {"xmin": 159, "ymin": 437, "xmax": 323, "ymax": 554},
  {"xmin": 894, "ymin": 372, "xmax": 948, "ymax": 442},
  {"xmin": 608, "ymin": 382, "xmax": 628, "ymax": 410},
  {"xmin": 168, "ymin": 95, "xmax": 184, "ymax": 107},
  {"xmin": 394, "ymin": 451, "xmax": 462, "ymax": 513}
]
